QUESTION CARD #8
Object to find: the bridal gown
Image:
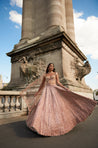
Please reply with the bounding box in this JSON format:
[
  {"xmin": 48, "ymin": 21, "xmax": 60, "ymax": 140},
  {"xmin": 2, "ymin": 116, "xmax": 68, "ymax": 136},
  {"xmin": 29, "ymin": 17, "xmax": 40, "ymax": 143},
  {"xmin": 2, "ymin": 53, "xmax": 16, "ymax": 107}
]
[{"xmin": 26, "ymin": 73, "xmax": 97, "ymax": 136}]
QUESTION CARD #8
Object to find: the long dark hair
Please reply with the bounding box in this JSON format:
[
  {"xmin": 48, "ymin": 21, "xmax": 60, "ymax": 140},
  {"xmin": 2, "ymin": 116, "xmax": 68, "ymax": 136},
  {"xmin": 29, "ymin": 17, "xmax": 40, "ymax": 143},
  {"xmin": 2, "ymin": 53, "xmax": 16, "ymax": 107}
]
[{"xmin": 46, "ymin": 63, "xmax": 55, "ymax": 73}]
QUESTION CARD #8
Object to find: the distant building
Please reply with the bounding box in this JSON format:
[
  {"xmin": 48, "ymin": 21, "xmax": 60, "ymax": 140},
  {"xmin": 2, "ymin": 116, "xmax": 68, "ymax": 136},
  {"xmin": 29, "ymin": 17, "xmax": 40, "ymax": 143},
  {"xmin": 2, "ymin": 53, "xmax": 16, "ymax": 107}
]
[
  {"xmin": 0, "ymin": 75, "xmax": 8, "ymax": 89},
  {"xmin": 0, "ymin": 75, "xmax": 3, "ymax": 89}
]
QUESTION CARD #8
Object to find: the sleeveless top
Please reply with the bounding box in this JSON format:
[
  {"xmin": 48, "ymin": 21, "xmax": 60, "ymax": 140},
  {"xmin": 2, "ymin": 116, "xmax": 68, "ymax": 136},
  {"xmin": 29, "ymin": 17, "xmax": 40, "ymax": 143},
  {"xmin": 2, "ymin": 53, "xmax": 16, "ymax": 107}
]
[{"xmin": 45, "ymin": 72, "xmax": 57, "ymax": 85}]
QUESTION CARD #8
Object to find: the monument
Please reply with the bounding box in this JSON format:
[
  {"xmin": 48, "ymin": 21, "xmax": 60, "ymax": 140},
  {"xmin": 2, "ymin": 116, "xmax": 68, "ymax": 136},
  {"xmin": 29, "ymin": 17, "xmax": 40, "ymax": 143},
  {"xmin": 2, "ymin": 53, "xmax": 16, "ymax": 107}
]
[{"xmin": 7, "ymin": 0, "xmax": 92, "ymax": 95}]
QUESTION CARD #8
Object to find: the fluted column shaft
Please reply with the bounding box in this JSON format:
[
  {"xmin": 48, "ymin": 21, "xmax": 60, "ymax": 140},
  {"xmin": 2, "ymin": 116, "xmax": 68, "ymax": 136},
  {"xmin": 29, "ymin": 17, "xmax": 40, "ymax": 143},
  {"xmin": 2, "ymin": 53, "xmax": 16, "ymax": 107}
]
[
  {"xmin": 21, "ymin": 0, "xmax": 33, "ymax": 40},
  {"xmin": 47, "ymin": 0, "xmax": 63, "ymax": 28},
  {"xmin": 61, "ymin": 0, "xmax": 66, "ymax": 31},
  {"xmin": 65, "ymin": 0, "xmax": 75, "ymax": 41}
]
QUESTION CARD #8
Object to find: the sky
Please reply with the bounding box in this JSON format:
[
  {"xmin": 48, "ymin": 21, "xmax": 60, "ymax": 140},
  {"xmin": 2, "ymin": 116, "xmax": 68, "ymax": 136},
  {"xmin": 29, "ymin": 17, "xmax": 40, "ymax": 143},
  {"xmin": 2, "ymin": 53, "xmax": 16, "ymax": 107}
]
[{"xmin": 0, "ymin": 0, "xmax": 98, "ymax": 90}]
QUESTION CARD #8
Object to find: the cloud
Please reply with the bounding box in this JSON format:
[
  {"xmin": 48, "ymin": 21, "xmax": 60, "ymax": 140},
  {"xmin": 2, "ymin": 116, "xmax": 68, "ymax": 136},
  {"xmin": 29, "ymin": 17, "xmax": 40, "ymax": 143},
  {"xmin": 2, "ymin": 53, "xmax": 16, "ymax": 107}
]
[
  {"xmin": 74, "ymin": 10, "xmax": 98, "ymax": 59},
  {"xmin": 10, "ymin": 0, "xmax": 23, "ymax": 8},
  {"xmin": 95, "ymin": 74, "xmax": 98, "ymax": 79},
  {"xmin": 15, "ymin": 25, "xmax": 20, "ymax": 29},
  {"xmin": 9, "ymin": 10, "xmax": 22, "ymax": 26}
]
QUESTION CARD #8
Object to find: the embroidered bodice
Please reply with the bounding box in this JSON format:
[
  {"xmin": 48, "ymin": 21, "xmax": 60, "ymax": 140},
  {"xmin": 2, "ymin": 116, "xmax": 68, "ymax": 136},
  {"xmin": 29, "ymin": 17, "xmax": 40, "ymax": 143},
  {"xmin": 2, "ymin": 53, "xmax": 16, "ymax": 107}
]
[{"xmin": 45, "ymin": 73, "xmax": 56, "ymax": 85}]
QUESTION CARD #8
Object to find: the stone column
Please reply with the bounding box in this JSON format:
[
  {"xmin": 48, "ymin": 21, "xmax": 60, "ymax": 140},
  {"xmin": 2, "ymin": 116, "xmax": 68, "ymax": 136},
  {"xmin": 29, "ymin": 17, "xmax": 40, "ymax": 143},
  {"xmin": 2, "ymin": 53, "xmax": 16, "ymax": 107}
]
[
  {"xmin": 65, "ymin": 0, "xmax": 75, "ymax": 41},
  {"xmin": 61, "ymin": 0, "xmax": 66, "ymax": 31},
  {"xmin": 47, "ymin": 0, "xmax": 63, "ymax": 28},
  {"xmin": 21, "ymin": 0, "xmax": 33, "ymax": 41}
]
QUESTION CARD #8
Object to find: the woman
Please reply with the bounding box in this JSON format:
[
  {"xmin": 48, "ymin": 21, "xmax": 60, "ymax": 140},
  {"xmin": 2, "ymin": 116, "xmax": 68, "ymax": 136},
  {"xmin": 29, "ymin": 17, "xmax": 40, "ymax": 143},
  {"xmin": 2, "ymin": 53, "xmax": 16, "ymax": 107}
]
[{"xmin": 26, "ymin": 63, "xmax": 97, "ymax": 136}]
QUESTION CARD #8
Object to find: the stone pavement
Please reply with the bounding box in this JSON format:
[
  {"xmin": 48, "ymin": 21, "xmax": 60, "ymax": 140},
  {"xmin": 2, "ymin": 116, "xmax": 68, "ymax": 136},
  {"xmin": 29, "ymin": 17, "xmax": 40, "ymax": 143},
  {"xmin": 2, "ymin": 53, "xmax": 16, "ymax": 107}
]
[{"xmin": 0, "ymin": 106, "xmax": 98, "ymax": 148}]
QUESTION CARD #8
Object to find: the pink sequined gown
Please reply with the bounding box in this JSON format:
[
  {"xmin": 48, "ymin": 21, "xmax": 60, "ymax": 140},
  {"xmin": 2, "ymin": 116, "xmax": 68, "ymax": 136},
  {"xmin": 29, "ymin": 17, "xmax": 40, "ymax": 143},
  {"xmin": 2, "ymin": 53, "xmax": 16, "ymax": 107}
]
[{"xmin": 26, "ymin": 74, "xmax": 97, "ymax": 136}]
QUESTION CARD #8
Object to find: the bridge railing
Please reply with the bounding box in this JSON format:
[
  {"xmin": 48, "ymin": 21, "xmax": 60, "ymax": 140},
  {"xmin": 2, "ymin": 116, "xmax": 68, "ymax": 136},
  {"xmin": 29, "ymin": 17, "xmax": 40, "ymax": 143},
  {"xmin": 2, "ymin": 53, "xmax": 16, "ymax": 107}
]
[{"xmin": 0, "ymin": 91, "xmax": 27, "ymax": 119}]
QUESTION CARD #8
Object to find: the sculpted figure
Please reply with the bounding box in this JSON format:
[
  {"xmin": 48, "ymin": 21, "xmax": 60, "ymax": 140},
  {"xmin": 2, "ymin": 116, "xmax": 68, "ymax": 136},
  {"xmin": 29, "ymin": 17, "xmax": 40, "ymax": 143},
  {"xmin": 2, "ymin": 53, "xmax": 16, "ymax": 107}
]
[{"xmin": 75, "ymin": 58, "xmax": 91, "ymax": 81}]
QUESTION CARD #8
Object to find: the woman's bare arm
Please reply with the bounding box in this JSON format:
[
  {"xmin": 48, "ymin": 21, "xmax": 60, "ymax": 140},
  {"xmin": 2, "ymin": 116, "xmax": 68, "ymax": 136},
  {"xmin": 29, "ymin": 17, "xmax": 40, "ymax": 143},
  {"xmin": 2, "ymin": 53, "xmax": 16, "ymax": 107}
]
[
  {"xmin": 34, "ymin": 74, "xmax": 46, "ymax": 96},
  {"xmin": 56, "ymin": 72, "xmax": 70, "ymax": 91}
]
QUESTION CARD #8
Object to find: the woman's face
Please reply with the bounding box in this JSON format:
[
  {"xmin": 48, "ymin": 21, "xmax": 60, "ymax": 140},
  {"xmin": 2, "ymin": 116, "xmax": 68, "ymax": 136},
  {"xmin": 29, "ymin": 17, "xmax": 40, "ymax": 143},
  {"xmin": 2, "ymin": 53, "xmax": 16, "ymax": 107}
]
[{"xmin": 48, "ymin": 64, "xmax": 54, "ymax": 71}]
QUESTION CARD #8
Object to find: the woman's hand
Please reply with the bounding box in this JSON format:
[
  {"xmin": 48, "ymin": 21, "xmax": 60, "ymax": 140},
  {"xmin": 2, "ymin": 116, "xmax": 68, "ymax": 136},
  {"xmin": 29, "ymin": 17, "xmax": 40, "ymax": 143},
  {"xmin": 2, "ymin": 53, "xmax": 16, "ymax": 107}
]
[
  {"xmin": 64, "ymin": 87, "xmax": 70, "ymax": 91},
  {"xmin": 56, "ymin": 72, "xmax": 70, "ymax": 91}
]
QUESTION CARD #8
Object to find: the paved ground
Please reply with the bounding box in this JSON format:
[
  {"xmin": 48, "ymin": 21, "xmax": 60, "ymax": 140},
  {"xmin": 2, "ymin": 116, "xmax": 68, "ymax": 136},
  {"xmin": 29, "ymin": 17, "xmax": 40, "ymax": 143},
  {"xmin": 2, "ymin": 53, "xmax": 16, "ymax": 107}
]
[{"xmin": 0, "ymin": 106, "xmax": 98, "ymax": 148}]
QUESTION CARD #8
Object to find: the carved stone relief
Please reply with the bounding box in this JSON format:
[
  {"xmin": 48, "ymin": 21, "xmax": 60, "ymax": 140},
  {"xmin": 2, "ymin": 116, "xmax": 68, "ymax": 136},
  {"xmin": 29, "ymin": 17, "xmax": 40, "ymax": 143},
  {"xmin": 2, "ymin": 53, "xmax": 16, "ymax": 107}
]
[
  {"xmin": 73, "ymin": 58, "xmax": 91, "ymax": 82},
  {"xmin": 19, "ymin": 56, "xmax": 46, "ymax": 84}
]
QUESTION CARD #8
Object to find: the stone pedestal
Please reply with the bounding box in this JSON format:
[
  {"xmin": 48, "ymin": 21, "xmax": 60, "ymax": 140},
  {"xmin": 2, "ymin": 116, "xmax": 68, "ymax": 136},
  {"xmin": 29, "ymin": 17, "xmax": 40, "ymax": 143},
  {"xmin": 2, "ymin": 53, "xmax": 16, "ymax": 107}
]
[{"xmin": 7, "ymin": 26, "xmax": 92, "ymax": 93}]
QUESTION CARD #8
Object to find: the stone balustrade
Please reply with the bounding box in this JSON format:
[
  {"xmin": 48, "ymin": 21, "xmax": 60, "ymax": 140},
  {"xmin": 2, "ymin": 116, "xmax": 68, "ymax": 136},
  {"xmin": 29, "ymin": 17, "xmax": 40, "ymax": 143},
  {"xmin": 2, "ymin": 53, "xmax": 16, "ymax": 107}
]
[{"xmin": 0, "ymin": 91, "xmax": 27, "ymax": 119}]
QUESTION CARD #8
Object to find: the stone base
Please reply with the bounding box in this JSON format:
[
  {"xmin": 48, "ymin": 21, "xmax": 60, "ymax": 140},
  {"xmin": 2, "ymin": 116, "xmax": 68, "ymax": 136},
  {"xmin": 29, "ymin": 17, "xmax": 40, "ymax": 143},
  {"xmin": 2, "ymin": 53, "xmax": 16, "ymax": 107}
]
[
  {"xmin": 7, "ymin": 26, "xmax": 91, "ymax": 93},
  {"xmin": 3, "ymin": 81, "xmax": 27, "ymax": 90},
  {"xmin": 0, "ymin": 110, "xmax": 27, "ymax": 119},
  {"xmin": 60, "ymin": 77, "xmax": 92, "ymax": 93},
  {"xmin": 73, "ymin": 91, "xmax": 93, "ymax": 100}
]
